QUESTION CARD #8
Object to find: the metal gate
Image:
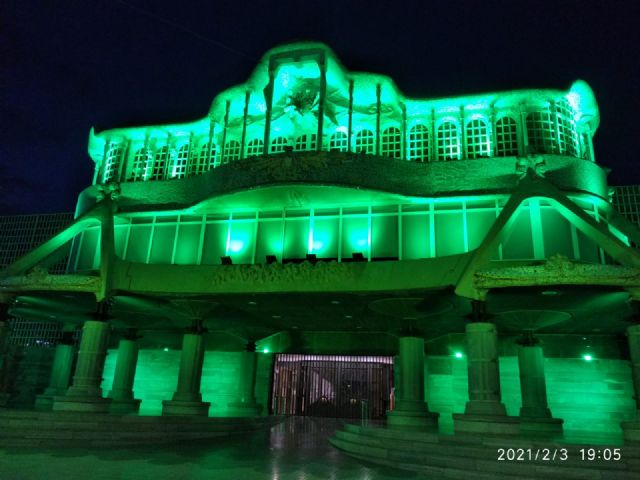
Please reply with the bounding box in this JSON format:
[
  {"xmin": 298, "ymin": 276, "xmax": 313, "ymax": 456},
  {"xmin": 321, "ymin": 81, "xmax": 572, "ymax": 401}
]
[{"xmin": 271, "ymin": 354, "xmax": 393, "ymax": 419}]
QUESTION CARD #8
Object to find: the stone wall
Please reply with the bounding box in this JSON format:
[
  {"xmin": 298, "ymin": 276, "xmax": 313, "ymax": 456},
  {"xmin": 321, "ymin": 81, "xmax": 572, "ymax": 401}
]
[
  {"xmin": 426, "ymin": 355, "xmax": 636, "ymax": 434},
  {"xmin": 100, "ymin": 349, "xmax": 274, "ymax": 416}
]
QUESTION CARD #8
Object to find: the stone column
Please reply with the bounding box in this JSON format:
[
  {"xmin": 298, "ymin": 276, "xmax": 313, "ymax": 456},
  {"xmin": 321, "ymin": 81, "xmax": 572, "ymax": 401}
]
[
  {"xmin": 35, "ymin": 329, "xmax": 76, "ymax": 410},
  {"xmin": 53, "ymin": 315, "xmax": 112, "ymax": 413},
  {"xmin": 162, "ymin": 320, "xmax": 210, "ymax": 416},
  {"xmin": 453, "ymin": 315, "xmax": 519, "ymax": 434},
  {"xmin": 227, "ymin": 342, "xmax": 261, "ymax": 417},
  {"xmin": 387, "ymin": 336, "xmax": 439, "ymax": 429},
  {"xmin": 108, "ymin": 329, "xmax": 142, "ymax": 413},
  {"xmin": 517, "ymin": 334, "xmax": 563, "ymax": 435},
  {"xmin": 622, "ymin": 323, "xmax": 640, "ymax": 442}
]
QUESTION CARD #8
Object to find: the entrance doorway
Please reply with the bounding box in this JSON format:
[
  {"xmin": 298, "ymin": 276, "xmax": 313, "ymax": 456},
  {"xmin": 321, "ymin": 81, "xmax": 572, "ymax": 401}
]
[{"xmin": 271, "ymin": 354, "xmax": 394, "ymax": 419}]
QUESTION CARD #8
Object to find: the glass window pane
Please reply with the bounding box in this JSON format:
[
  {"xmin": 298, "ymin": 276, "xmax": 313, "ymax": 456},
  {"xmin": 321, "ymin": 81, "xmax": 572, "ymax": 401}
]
[
  {"xmin": 149, "ymin": 224, "xmax": 176, "ymax": 264},
  {"xmin": 256, "ymin": 218, "xmax": 283, "ymax": 263},
  {"xmin": 342, "ymin": 215, "xmax": 369, "ymax": 259},
  {"xmin": 435, "ymin": 212, "xmax": 464, "ymax": 256},
  {"xmin": 284, "ymin": 217, "xmax": 309, "ymax": 259},
  {"xmin": 310, "ymin": 217, "xmax": 339, "ymax": 258},
  {"xmin": 401, "ymin": 214, "xmax": 430, "ymax": 259},
  {"xmin": 201, "ymin": 223, "xmax": 228, "ymax": 265},
  {"xmin": 372, "ymin": 215, "xmax": 398, "ymax": 258},
  {"xmin": 125, "ymin": 225, "xmax": 151, "ymax": 263},
  {"xmin": 174, "ymin": 223, "xmax": 201, "ymax": 265}
]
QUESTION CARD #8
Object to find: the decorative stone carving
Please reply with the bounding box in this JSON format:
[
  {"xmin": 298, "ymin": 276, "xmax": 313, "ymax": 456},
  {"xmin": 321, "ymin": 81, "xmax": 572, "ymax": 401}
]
[
  {"xmin": 474, "ymin": 254, "xmax": 640, "ymax": 288},
  {"xmin": 208, "ymin": 260, "xmax": 357, "ymax": 288},
  {"xmin": 95, "ymin": 183, "xmax": 121, "ymax": 202},
  {"xmin": 516, "ymin": 156, "xmax": 547, "ymax": 179}
]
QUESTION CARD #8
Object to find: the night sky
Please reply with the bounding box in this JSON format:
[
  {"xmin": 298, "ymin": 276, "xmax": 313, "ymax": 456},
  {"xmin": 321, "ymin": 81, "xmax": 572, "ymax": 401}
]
[{"xmin": 3, "ymin": 1, "xmax": 640, "ymax": 214}]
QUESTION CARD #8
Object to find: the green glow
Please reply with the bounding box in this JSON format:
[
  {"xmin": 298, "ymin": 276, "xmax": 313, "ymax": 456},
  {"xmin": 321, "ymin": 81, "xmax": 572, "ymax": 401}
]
[
  {"xmin": 163, "ymin": 347, "xmax": 169, "ymax": 352},
  {"xmin": 583, "ymin": 354, "xmax": 593, "ymax": 362},
  {"xmin": 454, "ymin": 352, "xmax": 463, "ymax": 359},
  {"xmin": 263, "ymin": 348, "xmax": 269, "ymax": 354},
  {"xmin": 229, "ymin": 239, "xmax": 245, "ymax": 253},
  {"xmin": 89, "ymin": 42, "xmax": 600, "ymax": 176}
]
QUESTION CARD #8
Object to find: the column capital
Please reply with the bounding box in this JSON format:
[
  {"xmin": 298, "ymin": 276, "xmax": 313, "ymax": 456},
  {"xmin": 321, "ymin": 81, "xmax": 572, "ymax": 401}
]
[
  {"xmin": 186, "ymin": 319, "xmax": 207, "ymax": 335},
  {"xmin": 122, "ymin": 327, "xmax": 142, "ymax": 341},
  {"xmin": 92, "ymin": 299, "xmax": 113, "ymax": 322},
  {"xmin": 516, "ymin": 331, "xmax": 541, "ymax": 346},
  {"xmin": 469, "ymin": 299, "xmax": 490, "ymax": 323}
]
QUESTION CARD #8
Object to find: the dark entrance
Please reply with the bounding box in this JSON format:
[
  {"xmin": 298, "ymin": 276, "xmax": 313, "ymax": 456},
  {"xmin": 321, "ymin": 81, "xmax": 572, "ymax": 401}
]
[{"xmin": 271, "ymin": 354, "xmax": 394, "ymax": 419}]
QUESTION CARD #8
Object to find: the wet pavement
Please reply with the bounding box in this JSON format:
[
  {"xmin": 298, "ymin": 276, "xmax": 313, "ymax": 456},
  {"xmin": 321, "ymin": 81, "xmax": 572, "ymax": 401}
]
[{"xmin": 0, "ymin": 417, "xmax": 426, "ymax": 480}]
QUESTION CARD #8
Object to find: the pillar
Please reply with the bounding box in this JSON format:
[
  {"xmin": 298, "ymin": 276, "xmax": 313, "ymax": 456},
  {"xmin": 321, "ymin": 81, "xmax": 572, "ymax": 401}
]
[
  {"xmin": 387, "ymin": 336, "xmax": 439, "ymax": 429},
  {"xmin": 517, "ymin": 334, "xmax": 563, "ymax": 435},
  {"xmin": 53, "ymin": 316, "xmax": 112, "ymax": 413},
  {"xmin": 35, "ymin": 330, "xmax": 76, "ymax": 410},
  {"xmin": 0, "ymin": 301, "xmax": 11, "ymax": 406},
  {"xmin": 162, "ymin": 320, "xmax": 210, "ymax": 416},
  {"xmin": 227, "ymin": 342, "xmax": 261, "ymax": 417},
  {"xmin": 108, "ymin": 329, "xmax": 142, "ymax": 413},
  {"xmin": 453, "ymin": 317, "xmax": 519, "ymax": 434},
  {"xmin": 622, "ymin": 323, "xmax": 640, "ymax": 442}
]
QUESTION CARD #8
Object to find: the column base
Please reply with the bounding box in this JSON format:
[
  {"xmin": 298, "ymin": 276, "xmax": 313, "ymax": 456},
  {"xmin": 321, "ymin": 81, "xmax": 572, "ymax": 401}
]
[
  {"xmin": 52, "ymin": 395, "xmax": 112, "ymax": 413},
  {"xmin": 227, "ymin": 401, "xmax": 262, "ymax": 417},
  {"xmin": 453, "ymin": 407, "xmax": 520, "ymax": 435},
  {"xmin": 162, "ymin": 400, "xmax": 210, "ymax": 416},
  {"xmin": 35, "ymin": 387, "xmax": 68, "ymax": 411},
  {"xmin": 109, "ymin": 398, "xmax": 142, "ymax": 414},
  {"xmin": 34, "ymin": 394, "xmax": 55, "ymax": 411},
  {"xmin": 621, "ymin": 417, "xmax": 640, "ymax": 443},
  {"xmin": 519, "ymin": 416, "xmax": 563, "ymax": 436},
  {"xmin": 387, "ymin": 409, "xmax": 439, "ymax": 429}
]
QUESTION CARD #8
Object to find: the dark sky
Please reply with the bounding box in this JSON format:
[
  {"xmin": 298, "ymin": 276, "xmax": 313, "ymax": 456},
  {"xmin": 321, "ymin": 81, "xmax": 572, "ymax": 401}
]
[{"xmin": 3, "ymin": 0, "xmax": 640, "ymax": 214}]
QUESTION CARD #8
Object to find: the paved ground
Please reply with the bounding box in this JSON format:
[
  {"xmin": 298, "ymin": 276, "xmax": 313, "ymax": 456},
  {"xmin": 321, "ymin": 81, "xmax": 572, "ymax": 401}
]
[{"xmin": 0, "ymin": 417, "xmax": 426, "ymax": 480}]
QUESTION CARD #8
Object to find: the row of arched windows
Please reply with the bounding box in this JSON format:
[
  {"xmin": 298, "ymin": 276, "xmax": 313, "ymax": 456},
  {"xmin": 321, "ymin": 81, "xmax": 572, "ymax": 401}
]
[{"xmin": 100, "ymin": 102, "xmax": 587, "ymax": 183}]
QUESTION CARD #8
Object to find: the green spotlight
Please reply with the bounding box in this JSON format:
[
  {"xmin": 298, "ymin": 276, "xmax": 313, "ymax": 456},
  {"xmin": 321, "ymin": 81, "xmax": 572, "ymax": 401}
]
[
  {"xmin": 454, "ymin": 352, "xmax": 463, "ymax": 359},
  {"xmin": 229, "ymin": 240, "xmax": 244, "ymax": 253},
  {"xmin": 163, "ymin": 347, "xmax": 169, "ymax": 352},
  {"xmin": 583, "ymin": 354, "xmax": 593, "ymax": 361},
  {"xmin": 263, "ymin": 348, "xmax": 269, "ymax": 354}
]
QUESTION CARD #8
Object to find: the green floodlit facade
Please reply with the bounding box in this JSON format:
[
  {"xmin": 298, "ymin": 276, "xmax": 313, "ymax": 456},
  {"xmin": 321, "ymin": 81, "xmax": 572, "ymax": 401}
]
[{"xmin": 2, "ymin": 42, "xmax": 640, "ymax": 469}]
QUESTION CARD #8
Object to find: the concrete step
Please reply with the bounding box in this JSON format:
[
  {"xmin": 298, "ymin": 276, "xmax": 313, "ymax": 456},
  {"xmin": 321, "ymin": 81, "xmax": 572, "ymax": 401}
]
[
  {"xmin": 331, "ymin": 428, "xmax": 639, "ymax": 479},
  {"xmin": 0, "ymin": 410, "xmax": 282, "ymax": 446}
]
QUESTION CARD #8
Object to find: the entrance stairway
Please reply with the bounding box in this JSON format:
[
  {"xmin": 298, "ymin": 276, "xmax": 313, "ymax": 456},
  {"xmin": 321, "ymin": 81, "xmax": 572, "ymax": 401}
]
[
  {"xmin": 0, "ymin": 410, "xmax": 282, "ymax": 447},
  {"xmin": 330, "ymin": 424, "xmax": 640, "ymax": 479}
]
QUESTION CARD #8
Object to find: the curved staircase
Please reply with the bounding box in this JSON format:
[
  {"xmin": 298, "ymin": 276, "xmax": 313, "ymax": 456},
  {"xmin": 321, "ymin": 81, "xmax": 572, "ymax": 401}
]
[
  {"xmin": 0, "ymin": 410, "xmax": 282, "ymax": 447},
  {"xmin": 330, "ymin": 424, "xmax": 640, "ymax": 479}
]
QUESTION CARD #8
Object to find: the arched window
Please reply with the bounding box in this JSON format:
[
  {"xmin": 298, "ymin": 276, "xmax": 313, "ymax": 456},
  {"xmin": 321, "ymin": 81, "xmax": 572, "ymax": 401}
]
[
  {"xmin": 103, "ymin": 144, "xmax": 122, "ymax": 183},
  {"xmin": 270, "ymin": 136, "xmax": 288, "ymax": 153},
  {"xmin": 526, "ymin": 112, "xmax": 556, "ymax": 154},
  {"xmin": 495, "ymin": 117, "xmax": 518, "ymax": 156},
  {"xmin": 381, "ymin": 127, "xmax": 401, "ymax": 158},
  {"xmin": 294, "ymin": 134, "xmax": 317, "ymax": 151},
  {"xmin": 437, "ymin": 121, "xmax": 460, "ymax": 160},
  {"xmin": 355, "ymin": 129, "xmax": 375, "ymax": 154},
  {"xmin": 465, "ymin": 119, "xmax": 490, "ymax": 159},
  {"xmin": 189, "ymin": 143, "xmax": 215, "ymax": 176},
  {"xmin": 246, "ymin": 138, "xmax": 264, "ymax": 157},
  {"xmin": 223, "ymin": 140, "xmax": 241, "ymax": 163},
  {"xmin": 150, "ymin": 146, "xmax": 170, "ymax": 180},
  {"xmin": 171, "ymin": 144, "xmax": 189, "ymax": 179},
  {"xmin": 579, "ymin": 132, "xmax": 592, "ymax": 161},
  {"xmin": 555, "ymin": 100, "xmax": 578, "ymax": 157},
  {"xmin": 408, "ymin": 125, "xmax": 430, "ymax": 162},
  {"xmin": 128, "ymin": 148, "xmax": 150, "ymax": 182},
  {"xmin": 329, "ymin": 131, "xmax": 348, "ymax": 152}
]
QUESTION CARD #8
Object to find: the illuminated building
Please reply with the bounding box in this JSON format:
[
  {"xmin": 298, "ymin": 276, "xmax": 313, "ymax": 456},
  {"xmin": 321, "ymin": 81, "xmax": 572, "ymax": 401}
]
[{"xmin": 1, "ymin": 42, "xmax": 640, "ymax": 473}]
